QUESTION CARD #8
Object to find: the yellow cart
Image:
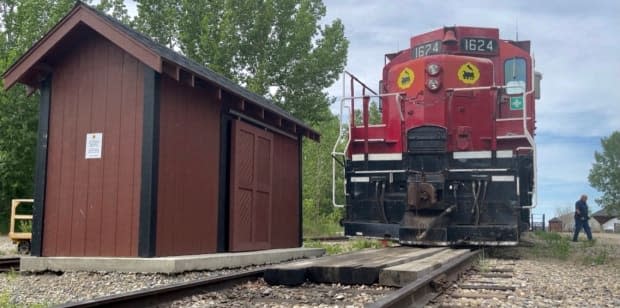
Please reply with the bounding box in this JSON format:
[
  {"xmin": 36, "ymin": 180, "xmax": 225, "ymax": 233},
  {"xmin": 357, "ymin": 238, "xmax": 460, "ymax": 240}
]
[{"xmin": 8, "ymin": 199, "xmax": 33, "ymax": 255}]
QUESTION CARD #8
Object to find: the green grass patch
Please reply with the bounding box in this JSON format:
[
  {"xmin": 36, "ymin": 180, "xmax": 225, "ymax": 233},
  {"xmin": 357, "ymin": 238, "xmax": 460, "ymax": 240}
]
[
  {"xmin": 303, "ymin": 238, "xmax": 387, "ymax": 255},
  {"xmin": 350, "ymin": 238, "xmax": 383, "ymax": 250},
  {"xmin": 579, "ymin": 240, "xmax": 611, "ymax": 265},
  {"xmin": 303, "ymin": 240, "xmax": 346, "ymax": 255},
  {"xmin": 16, "ymin": 220, "xmax": 31, "ymax": 233},
  {"xmin": 530, "ymin": 231, "xmax": 572, "ymax": 260},
  {"xmin": 302, "ymin": 200, "xmax": 343, "ymax": 238},
  {"xmin": 519, "ymin": 231, "xmax": 617, "ymax": 266},
  {"xmin": 583, "ymin": 247, "xmax": 609, "ymax": 265},
  {"xmin": 0, "ymin": 291, "xmax": 47, "ymax": 308}
]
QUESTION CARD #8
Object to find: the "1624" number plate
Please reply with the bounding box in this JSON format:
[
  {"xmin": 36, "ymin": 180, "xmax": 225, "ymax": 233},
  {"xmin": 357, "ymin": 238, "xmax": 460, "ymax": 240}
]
[{"xmin": 460, "ymin": 37, "xmax": 498, "ymax": 54}]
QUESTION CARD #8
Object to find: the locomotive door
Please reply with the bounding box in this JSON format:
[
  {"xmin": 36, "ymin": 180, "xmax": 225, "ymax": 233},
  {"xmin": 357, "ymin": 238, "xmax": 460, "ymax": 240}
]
[{"xmin": 229, "ymin": 119, "xmax": 273, "ymax": 252}]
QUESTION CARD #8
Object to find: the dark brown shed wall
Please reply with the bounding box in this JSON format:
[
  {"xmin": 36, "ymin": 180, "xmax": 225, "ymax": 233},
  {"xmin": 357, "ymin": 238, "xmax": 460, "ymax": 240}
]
[
  {"xmin": 43, "ymin": 34, "xmax": 143, "ymax": 257},
  {"xmin": 155, "ymin": 76, "xmax": 221, "ymax": 256},
  {"xmin": 270, "ymin": 133, "xmax": 300, "ymax": 248}
]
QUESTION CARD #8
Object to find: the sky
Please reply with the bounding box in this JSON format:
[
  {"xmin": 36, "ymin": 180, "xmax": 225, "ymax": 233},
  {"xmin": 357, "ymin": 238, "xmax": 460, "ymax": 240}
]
[
  {"xmin": 321, "ymin": 0, "xmax": 620, "ymax": 221},
  {"xmin": 121, "ymin": 1, "xmax": 619, "ymax": 222}
]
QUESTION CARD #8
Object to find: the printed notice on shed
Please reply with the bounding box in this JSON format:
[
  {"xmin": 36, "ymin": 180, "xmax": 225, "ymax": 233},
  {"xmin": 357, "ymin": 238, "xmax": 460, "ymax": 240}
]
[{"xmin": 85, "ymin": 133, "xmax": 103, "ymax": 159}]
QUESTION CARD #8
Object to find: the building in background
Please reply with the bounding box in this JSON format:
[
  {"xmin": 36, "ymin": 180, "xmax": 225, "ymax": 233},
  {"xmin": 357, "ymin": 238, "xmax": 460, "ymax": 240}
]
[{"xmin": 592, "ymin": 208, "xmax": 620, "ymax": 233}]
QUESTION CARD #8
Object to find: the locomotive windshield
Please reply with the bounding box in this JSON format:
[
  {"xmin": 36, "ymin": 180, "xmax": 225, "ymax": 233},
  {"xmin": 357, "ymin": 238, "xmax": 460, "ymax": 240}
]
[{"xmin": 505, "ymin": 57, "xmax": 527, "ymax": 94}]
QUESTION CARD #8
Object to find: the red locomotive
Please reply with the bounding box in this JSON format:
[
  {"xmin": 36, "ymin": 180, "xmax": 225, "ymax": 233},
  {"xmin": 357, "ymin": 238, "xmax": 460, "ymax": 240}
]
[{"xmin": 333, "ymin": 26, "xmax": 542, "ymax": 245}]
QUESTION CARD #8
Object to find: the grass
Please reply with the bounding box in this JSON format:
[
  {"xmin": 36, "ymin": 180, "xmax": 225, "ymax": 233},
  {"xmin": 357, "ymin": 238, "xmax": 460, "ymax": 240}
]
[
  {"xmin": 579, "ymin": 240, "xmax": 611, "ymax": 265},
  {"xmin": 0, "ymin": 292, "xmax": 12, "ymax": 308},
  {"xmin": 475, "ymin": 253, "xmax": 491, "ymax": 272},
  {"xmin": 16, "ymin": 220, "xmax": 31, "ymax": 233},
  {"xmin": 303, "ymin": 238, "xmax": 388, "ymax": 255},
  {"xmin": 506, "ymin": 231, "xmax": 619, "ymax": 266},
  {"xmin": 303, "ymin": 220, "xmax": 342, "ymax": 238},
  {"xmin": 5, "ymin": 268, "xmax": 19, "ymax": 281},
  {"xmin": 530, "ymin": 230, "xmax": 572, "ymax": 260},
  {"xmin": 0, "ymin": 291, "xmax": 47, "ymax": 308}
]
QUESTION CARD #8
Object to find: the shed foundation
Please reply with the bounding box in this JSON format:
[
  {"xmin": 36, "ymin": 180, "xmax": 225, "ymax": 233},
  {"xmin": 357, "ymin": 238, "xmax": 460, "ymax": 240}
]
[{"xmin": 21, "ymin": 248, "xmax": 324, "ymax": 273}]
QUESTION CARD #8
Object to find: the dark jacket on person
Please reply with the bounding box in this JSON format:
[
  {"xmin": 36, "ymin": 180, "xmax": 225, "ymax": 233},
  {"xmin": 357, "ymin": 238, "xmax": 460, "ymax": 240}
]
[{"xmin": 575, "ymin": 200, "xmax": 588, "ymax": 220}]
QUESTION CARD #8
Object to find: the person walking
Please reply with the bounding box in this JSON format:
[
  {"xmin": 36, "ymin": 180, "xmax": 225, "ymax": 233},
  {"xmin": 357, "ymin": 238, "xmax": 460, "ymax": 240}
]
[{"xmin": 572, "ymin": 194, "xmax": 593, "ymax": 241}]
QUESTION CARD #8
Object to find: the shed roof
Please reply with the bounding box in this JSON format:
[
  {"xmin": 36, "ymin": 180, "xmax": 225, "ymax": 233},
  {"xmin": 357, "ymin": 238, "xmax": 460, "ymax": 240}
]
[
  {"xmin": 2, "ymin": 1, "xmax": 320, "ymax": 141},
  {"xmin": 548, "ymin": 217, "xmax": 562, "ymax": 222},
  {"xmin": 592, "ymin": 207, "xmax": 620, "ymax": 225}
]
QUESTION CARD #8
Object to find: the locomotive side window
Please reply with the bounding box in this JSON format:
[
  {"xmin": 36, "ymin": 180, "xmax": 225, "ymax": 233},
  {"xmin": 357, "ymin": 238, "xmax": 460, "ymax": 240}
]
[{"xmin": 504, "ymin": 58, "xmax": 527, "ymax": 94}]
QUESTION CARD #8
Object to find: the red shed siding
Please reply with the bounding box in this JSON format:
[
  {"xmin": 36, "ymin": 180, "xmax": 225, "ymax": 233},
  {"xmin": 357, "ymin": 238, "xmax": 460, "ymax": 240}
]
[
  {"xmin": 43, "ymin": 35, "xmax": 143, "ymax": 257},
  {"xmin": 270, "ymin": 133, "xmax": 300, "ymax": 248},
  {"xmin": 155, "ymin": 76, "xmax": 220, "ymax": 256}
]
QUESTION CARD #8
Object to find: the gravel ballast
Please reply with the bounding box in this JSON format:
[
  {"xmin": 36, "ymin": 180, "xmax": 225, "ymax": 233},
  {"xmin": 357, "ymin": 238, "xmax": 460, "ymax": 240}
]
[{"xmin": 1, "ymin": 234, "xmax": 620, "ymax": 306}]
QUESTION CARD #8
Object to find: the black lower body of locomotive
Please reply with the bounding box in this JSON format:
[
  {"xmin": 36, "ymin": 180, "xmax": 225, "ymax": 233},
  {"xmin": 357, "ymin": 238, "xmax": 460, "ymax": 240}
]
[{"xmin": 342, "ymin": 126, "xmax": 533, "ymax": 246}]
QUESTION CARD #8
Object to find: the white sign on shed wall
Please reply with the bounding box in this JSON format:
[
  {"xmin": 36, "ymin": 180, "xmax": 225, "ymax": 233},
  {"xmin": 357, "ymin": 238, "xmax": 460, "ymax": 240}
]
[{"xmin": 85, "ymin": 133, "xmax": 103, "ymax": 159}]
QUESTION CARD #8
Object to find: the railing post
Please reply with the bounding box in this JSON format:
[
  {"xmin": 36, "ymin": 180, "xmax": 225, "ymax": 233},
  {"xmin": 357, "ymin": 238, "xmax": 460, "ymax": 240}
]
[{"xmin": 363, "ymin": 96, "xmax": 370, "ymax": 159}]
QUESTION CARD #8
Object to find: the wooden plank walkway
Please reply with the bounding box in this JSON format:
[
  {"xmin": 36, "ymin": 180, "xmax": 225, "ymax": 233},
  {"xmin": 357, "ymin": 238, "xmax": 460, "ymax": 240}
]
[
  {"xmin": 379, "ymin": 249, "xmax": 471, "ymax": 287},
  {"xmin": 265, "ymin": 247, "xmax": 471, "ymax": 287}
]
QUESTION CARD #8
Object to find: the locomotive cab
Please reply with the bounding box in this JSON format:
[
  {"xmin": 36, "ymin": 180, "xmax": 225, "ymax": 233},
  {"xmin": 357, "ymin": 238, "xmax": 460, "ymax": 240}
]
[{"xmin": 333, "ymin": 26, "xmax": 541, "ymax": 246}]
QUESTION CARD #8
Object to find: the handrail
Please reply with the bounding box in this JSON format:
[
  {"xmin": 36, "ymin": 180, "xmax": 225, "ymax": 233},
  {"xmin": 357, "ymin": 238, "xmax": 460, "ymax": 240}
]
[{"xmin": 331, "ymin": 71, "xmax": 404, "ymax": 208}]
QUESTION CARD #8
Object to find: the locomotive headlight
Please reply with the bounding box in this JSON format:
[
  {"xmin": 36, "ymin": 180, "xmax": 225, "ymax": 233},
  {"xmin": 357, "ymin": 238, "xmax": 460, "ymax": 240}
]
[
  {"xmin": 426, "ymin": 63, "xmax": 441, "ymax": 76},
  {"xmin": 426, "ymin": 78, "xmax": 441, "ymax": 91}
]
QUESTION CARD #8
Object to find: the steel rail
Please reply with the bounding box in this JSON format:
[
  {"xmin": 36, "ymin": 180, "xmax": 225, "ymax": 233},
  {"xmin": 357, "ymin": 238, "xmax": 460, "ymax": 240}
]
[
  {"xmin": 53, "ymin": 268, "xmax": 265, "ymax": 308},
  {"xmin": 366, "ymin": 249, "xmax": 481, "ymax": 308},
  {"xmin": 0, "ymin": 257, "xmax": 20, "ymax": 272}
]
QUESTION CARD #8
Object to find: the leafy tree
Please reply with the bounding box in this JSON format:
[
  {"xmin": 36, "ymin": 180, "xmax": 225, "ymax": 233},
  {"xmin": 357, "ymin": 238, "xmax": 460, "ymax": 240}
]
[
  {"xmin": 96, "ymin": 0, "xmax": 129, "ymax": 23},
  {"xmin": 0, "ymin": 0, "xmax": 80, "ymax": 232},
  {"xmin": 588, "ymin": 131, "xmax": 620, "ymax": 212},
  {"xmin": 353, "ymin": 100, "xmax": 382, "ymax": 126},
  {"xmin": 135, "ymin": 0, "xmax": 348, "ymax": 123},
  {"xmin": 302, "ymin": 112, "xmax": 345, "ymax": 235}
]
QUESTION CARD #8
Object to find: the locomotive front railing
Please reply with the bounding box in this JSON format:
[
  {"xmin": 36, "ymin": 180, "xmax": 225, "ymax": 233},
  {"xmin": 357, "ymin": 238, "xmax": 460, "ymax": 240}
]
[{"xmin": 332, "ymin": 71, "xmax": 404, "ymax": 208}]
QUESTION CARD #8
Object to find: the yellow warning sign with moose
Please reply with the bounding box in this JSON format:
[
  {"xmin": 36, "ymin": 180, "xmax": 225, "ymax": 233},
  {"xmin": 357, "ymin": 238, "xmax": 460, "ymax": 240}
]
[
  {"xmin": 397, "ymin": 67, "xmax": 415, "ymax": 89},
  {"xmin": 457, "ymin": 62, "xmax": 480, "ymax": 84}
]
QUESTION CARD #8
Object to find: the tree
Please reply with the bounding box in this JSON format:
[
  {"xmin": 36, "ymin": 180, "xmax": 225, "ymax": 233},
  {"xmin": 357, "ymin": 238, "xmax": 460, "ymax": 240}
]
[
  {"xmin": 302, "ymin": 111, "xmax": 345, "ymax": 235},
  {"xmin": 0, "ymin": 0, "xmax": 79, "ymax": 231},
  {"xmin": 353, "ymin": 100, "xmax": 383, "ymax": 126},
  {"xmin": 96, "ymin": 0, "xmax": 130, "ymax": 23},
  {"xmin": 134, "ymin": 0, "xmax": 348, "ymax": 123},
  {"xmin": 589, "ymin": 131, "xmax": 620, "ymax": 212}
]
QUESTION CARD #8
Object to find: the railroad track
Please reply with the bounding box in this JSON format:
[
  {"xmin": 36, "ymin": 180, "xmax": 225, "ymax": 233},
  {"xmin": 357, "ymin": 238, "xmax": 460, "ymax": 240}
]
[
  {"xmin": 0, "ymin": 257, "xmax": 20, "ymax": 272},
  {"xmin": 52, "ymin": 248, "xmax": 480, "ymax": 307},
  {"xmin": 429, "ymin": 259, "xmax": 519, "ymax": 307},
  {"xmin": 54, "ymin": 268, "xmax": 265, "ymax": 308},
  {"xmin": 369, "ymin": 249, "xmax": 480, "ymax": 308}
]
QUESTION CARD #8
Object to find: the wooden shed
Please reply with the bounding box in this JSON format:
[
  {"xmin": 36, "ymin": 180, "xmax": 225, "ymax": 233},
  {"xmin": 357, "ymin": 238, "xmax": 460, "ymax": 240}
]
[
  {"xmin": 2, "ymin": 2, "xmax": 319, "ymax": 257},
  {"xmin": 548, "ymin": 217, "xmax": 562, "ymax": 232}
]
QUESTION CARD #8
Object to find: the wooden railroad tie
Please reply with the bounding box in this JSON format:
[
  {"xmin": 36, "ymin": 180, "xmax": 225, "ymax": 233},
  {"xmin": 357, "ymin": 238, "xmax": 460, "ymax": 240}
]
[
  {"xmin": 379, "ymin": 249, "xmax": 471, "ymax": 287},
  {"xmin": 265, "ymin": 247, "xmax": 471, "ymax": 286},
  {"xmin": 458, "ymin": 284, "xmax": 516, "ymax": 291},
  {"xmin": 450, "ymin": 292, "xmax": 509, "ymax": 299}
]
